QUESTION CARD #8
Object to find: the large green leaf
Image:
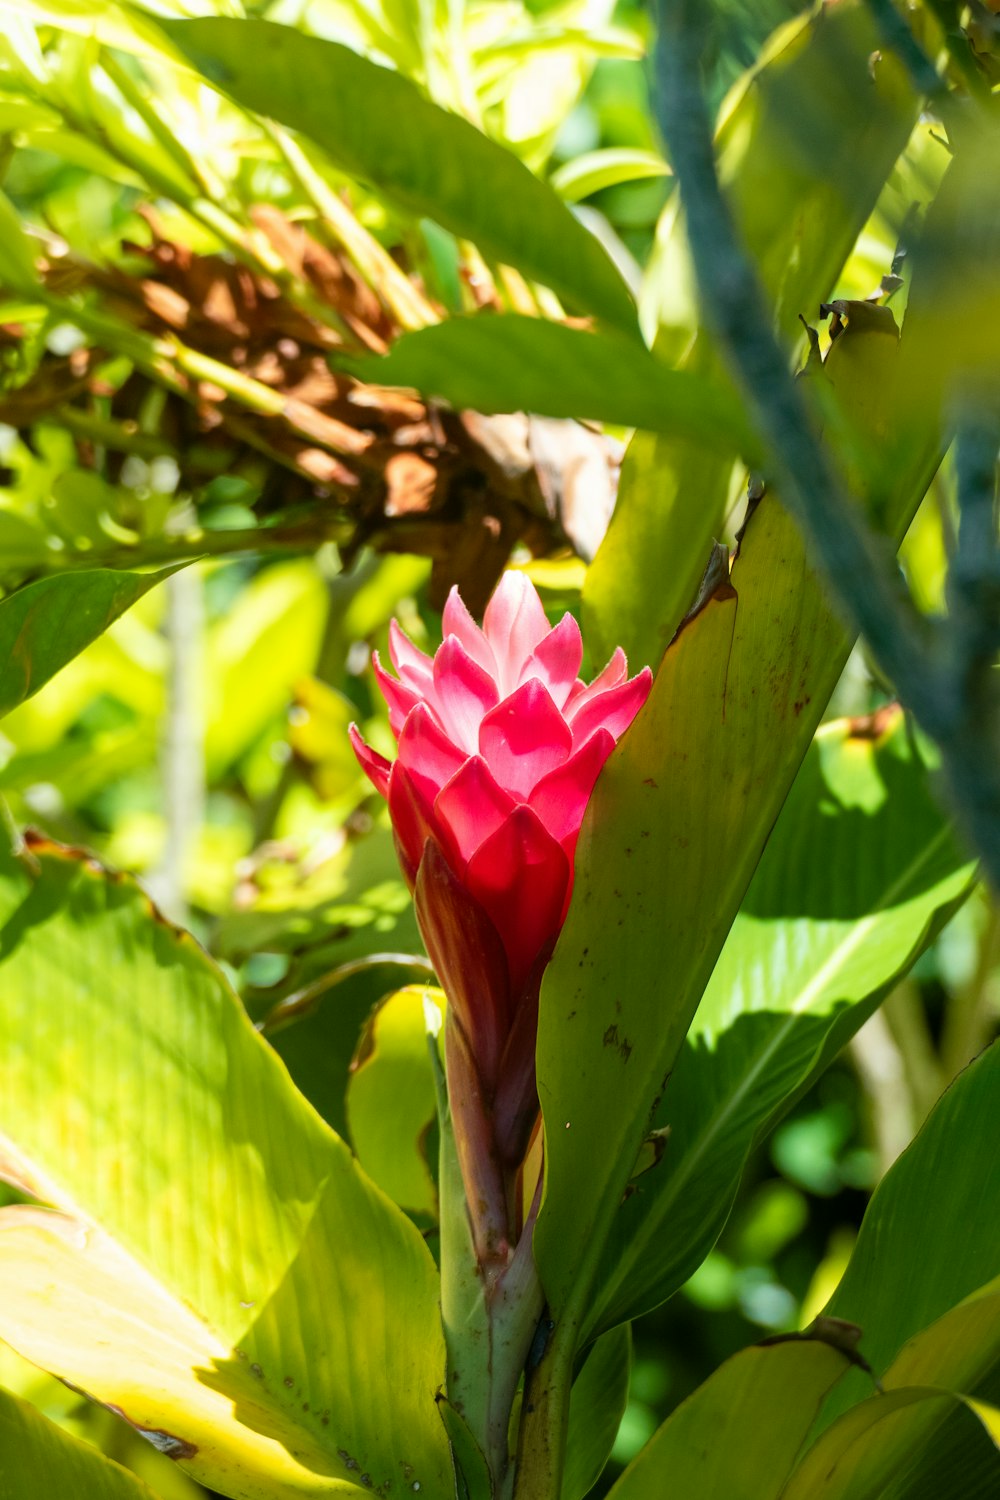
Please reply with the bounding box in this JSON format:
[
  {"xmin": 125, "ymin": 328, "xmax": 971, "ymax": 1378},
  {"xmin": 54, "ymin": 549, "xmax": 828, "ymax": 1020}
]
[
  {"xmin": 0, "ymin": 835, "xmax": 452, "ymax": 1499},
  {"xmin": 160, "ymin": 17, "xmax": 636, "ymax": 332},
  {"xmin": 561, "ymin": 1325, "xmax": 631, "ymax": 1500},
  {"xmin": 0, "ymin": 1381, "xmax": 158, "ymax": 1499},
  {"xmin": 606, "ymin": 1339, "xmax": 851, "ymax": 1500},
  {"xmin": 527, "ymin": 451, "xmax": 945, "ymax": 1475},
  {"xmin": 535, "ymin": 494, "xmax": 850, "ymax": 1330},
  {"xmin": 342, "ymin": 317, "xmax": 755, "ymax": 455},
  {"xmin": 0, "ymin": 567, "xmax": 174, "ymax": 722},
  {"xmin": 784, "ymin": 1281, "xmax": 1000, "ymax": 1498},
  {"xmin": 819, "ymin": 1039, "xmax": 1000, "ymax": 1423},
  {"xmin": 584, "ymin": 1, "xmax": 920, "ymax": 669},
  {"xmin": 584, "ymin": 712, "xmax": 974, "ymax": 1337},
  {"xmin": 783, "ymin": 1385, "xmax": 1000, "ymax": 1500}
]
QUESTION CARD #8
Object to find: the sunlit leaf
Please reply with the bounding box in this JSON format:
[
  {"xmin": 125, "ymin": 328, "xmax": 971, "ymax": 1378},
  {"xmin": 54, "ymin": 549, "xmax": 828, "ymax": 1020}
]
[
  {"xmin": 586, "ymin": 712, "xmax": 974, "ymax": 1336},
  {"xmin": 346, "ymin": 985, "xmax": 441, "ymax": 1216},
  {"xmin": 0, "ymin": 836, "xmax": 452, "ymax": 1499},
  {"xmin": 161, "ymin": 17, "xmax": 637, "ymax": 332},
  {"xmin": 344, "ymin": 316, "xmax": 755, "ymax": 455},
  {"xmin": 584, "ymin": 2, "xmax": 920, "ymax": 668},
  {"xmin": 0, "ymin": 567, "xmax": 175, "ymax": 723}
]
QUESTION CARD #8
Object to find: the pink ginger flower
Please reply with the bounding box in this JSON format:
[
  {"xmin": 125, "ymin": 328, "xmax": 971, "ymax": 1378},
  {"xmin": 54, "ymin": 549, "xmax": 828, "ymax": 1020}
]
[{"xmin": 350, "ymin": 572, "xmax": 651, "ymax": 1257}]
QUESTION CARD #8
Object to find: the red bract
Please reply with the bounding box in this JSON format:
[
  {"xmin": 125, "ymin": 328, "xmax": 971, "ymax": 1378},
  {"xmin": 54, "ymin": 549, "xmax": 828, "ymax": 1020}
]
[{"xmin": 350, "ymin": 572, "xmax": 651, "ymax": 1258}]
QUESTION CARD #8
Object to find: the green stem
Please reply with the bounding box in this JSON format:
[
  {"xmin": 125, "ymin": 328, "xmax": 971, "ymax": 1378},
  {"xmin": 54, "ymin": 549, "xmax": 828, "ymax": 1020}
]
[{"xmin": 271, "ymin": 128, "xmax": 438, "ymax": 333}]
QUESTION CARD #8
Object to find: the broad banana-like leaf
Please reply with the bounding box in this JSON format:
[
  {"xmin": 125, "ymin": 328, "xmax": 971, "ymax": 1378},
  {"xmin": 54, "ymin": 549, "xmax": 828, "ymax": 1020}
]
[
  {"xmin": 605, "ymin": 1339, "xmax": 851, "ymax": 1500},
  {"xmin": 0, "ymin": 835, "xmax": 452, "ymax": 1500},
  {"xmin": 782, "ymin": 1386, "xmax": 1000, "ymax": 1500},
  {"xmin": 584, "ymin": 710, "xmax": 974, "ymax": 1338},
  {"xmin": 0, "ymin": 1381, "xmax": 159, "ymax": 1499},
  {"xmin": 820, "ymin": 1039, "xmax": 1000, "ymax": 1422}
]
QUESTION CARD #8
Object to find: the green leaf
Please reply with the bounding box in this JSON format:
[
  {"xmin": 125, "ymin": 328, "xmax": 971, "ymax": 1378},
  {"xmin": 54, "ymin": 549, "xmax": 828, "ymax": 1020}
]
[
  {"xmin": 562, "ymin": 1325, "xmax": 631, "ymax": 1500},
  {"xmin": 782, "ymin": 1386, "xmax": 999, "ymax": 1500},
  {"xmin": 585, "ymin": 712, "xmax": 974, "ymax": 1336},
  {"xmin": 584, "ymin": 2, "xmax": 920, "ymax": 669},
  {"xmin": 536, "ymin": 493, "xmax": 858, "ymax": 1331},
  {"xmin": 342, "ymin": 317, "xmax": 755, "ymax": 455},
  {"xmin": 160, "ymin": 17, "xmax": 636, "ymax": 332},
  {"xmin": 819, "ymin": 1039, "xmax": 1000, "ymax": 1424},
  {"xmin": 346, "ymin": 985, "xmax": 441, "ymax": 1216},
  {"xmin": 0, "ymin": 567, "xmax": 174, "ymax": 723},
  {"xmin": 605, "ymin": 1339, "xmax": 851, "ymax": 1500},
  {"xmin": 550, "ymin": 149, "xmax": 670, "ymax": 203},
  {"xmin": 0, "ymin": 189, "xmax": 40, "ymax": 291},
  {"xmin": 0, "ymin": 835, "xmax": 452, "ymax": 1498},
  {"xmin": 0, "ymin": 1381, "xmax": 159, "ymax": 1499}
]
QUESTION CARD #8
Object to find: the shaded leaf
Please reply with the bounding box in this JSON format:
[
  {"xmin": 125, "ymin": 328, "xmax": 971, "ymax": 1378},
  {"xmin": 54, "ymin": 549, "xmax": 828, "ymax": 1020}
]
[
  {"xmin": 562, "ymin": 1325, "xmax": 631, "ymax": 1500},
  {"xmin": 606, "ymin": 1340, "xmax": 850, "ymax": 1500},
  {"xmin": 0, "ymin": 1381, "xmax": 158, "ymax": 1499},
  {"xmin": 819, "ymin": 1039, "xmax": 1000, "ymax": 1424}
]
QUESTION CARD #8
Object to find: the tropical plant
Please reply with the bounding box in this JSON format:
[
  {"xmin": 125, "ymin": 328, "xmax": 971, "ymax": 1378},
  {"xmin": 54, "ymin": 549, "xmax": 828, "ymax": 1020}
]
[{"xmin": 0, "ymin": 2, "xmax": 997, "ymax": 1500}]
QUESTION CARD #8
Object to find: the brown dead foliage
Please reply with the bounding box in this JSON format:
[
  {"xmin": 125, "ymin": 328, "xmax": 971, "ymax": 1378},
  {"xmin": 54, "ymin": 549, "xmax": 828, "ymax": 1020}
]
[{"xmin": 2, "ymin": 210, "xmax": 617, "ymax": 611}]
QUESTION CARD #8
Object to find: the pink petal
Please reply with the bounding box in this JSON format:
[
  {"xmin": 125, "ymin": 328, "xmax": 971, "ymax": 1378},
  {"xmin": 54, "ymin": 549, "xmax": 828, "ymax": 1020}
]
[
  {"xmin": 431, "ymin": 636, "xmax": 500, "ymax": 753},
  {"xmin": 372, "ymin": 650, "xmax": 421, "ymax": 738},
  {"xmin": 348, "ymin": 723, "xmax": 392, "ymax": 799},
  {"xmin": 519, "ymin": 613, "xmax": 583, "ymax": 710},
  {"xmin": 568, "ymin": 667, "xmax": 653, "ymax": 749},
  {"xmin": 387, "ymin": 760, "xmax": 438, "ymax": 878},
  {"xmin": 434, "ymin": 756, "xmax": 517, "ymax": 869},
  {"xmin": 396, "ymin": 702, "xmax": 467, "ymax": 805},
  {"xmin": 442, "ymin": 586, "xmax": 498, "ymax": 678},
  {"xmin": 564, "ymin": 647, "xmax": 628, "ymax": 715},
  {"xmin": 528, "ymin": 727, "xmax": 615, "ymax": 853},
  {"xmin": 466, "ymin": 805, "xmax": 570, "ymax": 998},
  {"xmin": 388, "ymin": 619, "xmax": 434, "ymax": 693},
  {"xmin": 482, "ymin": 572, "xmax": 551, "ymax": 692},
  {"xmin": 479, "ymin": 678, "xmax": 573, "ymax": 801},
  {"xmin": 414, "ymin": 838, "xmax": 510, "ymax": 1087}
]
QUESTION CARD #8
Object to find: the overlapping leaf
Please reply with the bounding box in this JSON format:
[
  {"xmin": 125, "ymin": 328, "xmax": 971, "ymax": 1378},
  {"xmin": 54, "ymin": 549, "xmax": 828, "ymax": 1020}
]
[
  {"xmin": 0, "ymin": 1382, "xmax": 159, "ymax": 1500},
  {"xmin": 605, "ymin": 1339, "xmax": 851, "ymax": 1500},
  {"xmin": 161, "ymin": 17, "xmax": 636, "ymax": 332},
  {"xmin": 585, "ymin": 712, "xmax": 974, "ymax": 1337},
  {"xmin": 0, "ymin": 835, "xmax": 452, "ymax": 1499},
  {"xmin": 343, "ymin": 316, "xmax": 754, "ymax": 454}
]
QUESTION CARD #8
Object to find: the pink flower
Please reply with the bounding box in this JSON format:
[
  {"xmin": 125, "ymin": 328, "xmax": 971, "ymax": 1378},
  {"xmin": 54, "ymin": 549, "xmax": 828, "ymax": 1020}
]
[{"xmin": 350, "ymin": 572, "xmax": 651, "ymax": 1256}]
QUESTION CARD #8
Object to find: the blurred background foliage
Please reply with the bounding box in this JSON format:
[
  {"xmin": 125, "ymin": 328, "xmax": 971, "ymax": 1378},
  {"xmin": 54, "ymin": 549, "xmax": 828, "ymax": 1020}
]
[{"xmin": 0, "ymin": 0, "xmax": 996, "ymax": 1496}]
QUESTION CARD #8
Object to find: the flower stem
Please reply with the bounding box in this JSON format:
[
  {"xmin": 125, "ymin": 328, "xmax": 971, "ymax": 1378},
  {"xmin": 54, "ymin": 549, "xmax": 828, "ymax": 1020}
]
[{"xmin": 435, "ymin": 1021, "xmax": 544, "ymax": 1498}]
